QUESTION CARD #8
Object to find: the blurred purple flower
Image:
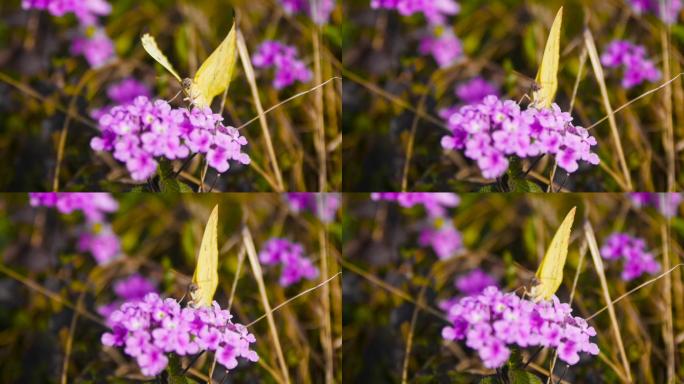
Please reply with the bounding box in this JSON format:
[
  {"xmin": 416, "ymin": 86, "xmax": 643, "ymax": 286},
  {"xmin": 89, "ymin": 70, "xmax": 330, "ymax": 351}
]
[
  {"xmin": 601, "ymin": 40, "xmax": 661, "ymax": 88},
  {"xmin": 22, "ymin": 0, "xmax": 112, "ymax": 26},
  {"xmin": 98, "ymin": 274, "xmax": 157, "ymax": 320},
  {"xmin": 441, "ymin": 287, "xmax": 599, "ymax": 368},
  {"xmin": 259, "ymin": 238, "xmax": 319, "ymax": 286},
  {"xmin": 286, "ymin": 193, "xmax": 341, "ymax": 223},
  {"xmin": 455, "ymin": 269, "xmax": 497, "ymax": 295},
  {"xmin": 29, "ymin": 192, "xmax": 118, "ymax": 223},
  {"xmin": 281, "ymin": 0, "xmax": 336, "ymax": 24},
  {"xmin": 418, "ymin": 220, "xmax": 463, "ymax": 259},
  {"xmin": 253, "ymin": 41, "xmax": 312, "ymax": 89},
  {"xmin": 101, "ymin": 293, "xmax": 258, "ymax": 376},
  {"xmin": 419, "ymin": 29, "xmax": 463, "ymax": 68},
  {"xmin": 371, "ymin": 0, "xmax": 460, "ymax": 25},
  {"xmin": 92, "ymin": 77, "xmax": 152, "ymax": 119},
  {"xmin": 601, "ymin": 233, "xmax": 660, "ymax": 281},
  {"xmin": 77, "ymin": 225, "xmax": 121, "ymax": 265},
  {"xmin": 70, "ymin": 29, "xmax": 115, "ymax": 68},
  {"xmin": 629, "ymin": 192, "xmax": 682, "ymax": 217},
  {"xmin": 455, "ymin": 77, "xmax": 499, "ymax": 104},
  {"xmin": 370, "ymin": 192, "xmax": 459, "ymax": 217},
  {"xmin": 441, "ymin": 95, "xmax": 599, "ymax": 178},
  {"xmin": 628, "ymin": 0, "xmax": 682, "ymax": 24}
]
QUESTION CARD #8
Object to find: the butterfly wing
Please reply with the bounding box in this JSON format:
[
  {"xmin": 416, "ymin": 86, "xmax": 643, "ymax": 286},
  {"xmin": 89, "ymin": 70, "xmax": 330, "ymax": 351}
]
[
  {"xmin": 532, "ymin": 7, "xmax": 562, "ymax": 109},
  {"xmin": 141, "ymin": 33, "xmax": 183, "ymax": 83},
  {"xmin": 191, "ymin": 205, "xmax": 220, "ymax": 307},
  {"xmin": 191, "ymin": 22, "xmax": 238, "ymax": 108},
  {"xmin": 531, "ymin": 206, "xmax": 576, "ymax": 301}
]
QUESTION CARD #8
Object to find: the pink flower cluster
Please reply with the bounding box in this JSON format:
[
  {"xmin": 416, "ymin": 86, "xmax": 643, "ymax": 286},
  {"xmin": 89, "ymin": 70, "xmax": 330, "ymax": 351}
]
[
  {"xmin": 101, "ymin": 293, "xmax": 258, "ymax": 377},
  {"xmin": 370, "ymin": 0, "xmax": 460, "ymax": 25},
  {"xmin": 441, "ymin": 95, "xmax": 599, "ymax": 178},
  {"xmin": 601, "ymin": 40, "xmax": 661, "ymax": 88},
  {"xmin": 22, "ymin": 0, "xmax": 115, "ymax": 68},
  {"xmin": 629, "ymin": 192, "xmax": 682, "ymax": 217},
  {"xmin": 280, "ymin": 0, "xmax": 336, "ymax": 24},
  {"xmin": 92, "ymin": 77, "xmax": 152, "ymax": 119},
  {"xmin": 259, "ymin": 239, "xmax": 319, "ymax": 287},
  {"xmin": 370, "ymin": 192, "xmax": 460, "ymax": 217},
  {"xmin": 253, "ymin": 41, "xmax": 313, "ymax": 89},
  {"xmin": 29, "ymin": 193, "xmax": 121, "ymax": 264},
  {"xmin": 98, "ymin": 274, "xmax": 157, "ymax": 321},
  {"xmin": 418, "ymin": 219, "xmax": 464, "ymax": 259},
  {"xmin": 600, "ymin": 233, "xmax": 661, "ymax": 281},
  {"xmin": 90, "ymin": 96, "xmax": 250, "ymax": 181},
  {"xmin": 629, "ymin": 0, "xmax": 682, "ymax": 24},
  {"xmin": 370, "ymin": 0, "xmax": 463, "ymax": 67},
  {"xmin": 286, "ymin": 193, "xmax": 341, "ymax": 223},
  {"xmin": 441, "ymin": 287, "xmax": 599, "ymax": 368}
]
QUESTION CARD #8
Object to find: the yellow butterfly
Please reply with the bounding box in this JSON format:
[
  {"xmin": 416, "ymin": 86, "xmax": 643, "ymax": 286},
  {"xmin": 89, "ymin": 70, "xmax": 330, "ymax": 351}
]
[
  {"xmin": 530, "ymin": 206, "xmax": 576, "ymax": 301},
  {"xmin": 531, "ymin": 7, "xmax": 562, "ymax": 109},
  {"xmin": 141, "ymin": 22, "xmax": 238, "ymax": 108},
  {"xmin": 190, "ymin": 205, "xmax": 220, "ymax": 308}
]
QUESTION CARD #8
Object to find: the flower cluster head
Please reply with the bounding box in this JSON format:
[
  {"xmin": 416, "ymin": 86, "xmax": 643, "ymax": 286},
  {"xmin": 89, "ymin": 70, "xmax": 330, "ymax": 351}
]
[
  {"xmin": 280, "ymin": 0, "xmax": 336, "ymax": 24},
  {"xmin": 418, "ymin": 218, "xmax": 463, "ymax": 259},
  {"xmin": 286, "ymin": 193, "xmax": 341, "ymax": 223},
  {"xmin": 92, "ymin": 77, "xmax": 152, "ymax": 119},
  {"xmin": 98, "ymin": 274, "xmax": 157, "ymax": 321},
  {"xmin": 22, "ymin": 0, "xmax": 115, "ymax": 68},
  {"xmin": 22, "ymin": 0, "xmax": 111, "ymax": 25},
  {"xmin": 259, "ymin": 239, "xmax": 319, "ymax": 287},
  {"xmin": 253, "ymin": 41, "xmax": 312, "ymax": 89},
  {"xmin": 629, "ymin": 0, "xmax": 682, "ymax": 24},
  {"xmin": 29, "ymin": 192, "xmax": 118, "ymax": 223},
  {"xmin": 629, "ymin": 192, "xmax": 682, "ymax": 217},
  {"xmin": 370, "ymin": 0, "xmax": 460, "ymax": 25},
  {"xmin": 419, "ymin": 28, "xmax": 463, "ymax": 68},
  {"xmin": 601, "ymin": 233, "xmax": 660, "ymax": 281},
  {"xmin": 101, "ymin": 293, "xmax": 258, "ymax": 376},
  {"xmin": 441, "ymin": 286, "xmax": 599, "ymax": 368},
  {"xmin": 370, "ymin": 192, "xmax": 460, "ymax": 217},
  {"xmin": 601, "ymin": 40, "xmax": 661, "ymax": 88},
  {"xmin": 91, "ymin": 96, "xmax": 250, "ymax": 181},
  {"xmin": 441, "ymin": 95, "xmax": 599, "ymax": 178}
]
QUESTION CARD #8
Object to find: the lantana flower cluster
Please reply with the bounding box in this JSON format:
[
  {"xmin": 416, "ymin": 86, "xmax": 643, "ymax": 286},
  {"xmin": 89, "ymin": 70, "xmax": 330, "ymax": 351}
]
[
  {"xmin": 286, "ymin": 193, "xmax": 341, "ymax": 223},
  {"xmin": 601, "ymin": 40, "xmax": 661, "ymax": 88},
  {"xmin": 439, "ymin": 269, "xmax": 498, "ymax": 313},
  {"xmin": 280, "ymin": 0, "xmax": 336, "ymax": 25},
  {"xmin": 630, "ymin": 192, "xmax": 683, "ymax": 217},
  {"xmin": 370, "ymin": 0, "xmax": 463, "ymax": 67},
  {"xmin": 439, "ymin": 77, "xmax": 500, "ymax": 120},
  {"xmin": 22, "ymin": 0, "xmax": 115, "ymax": 67},
  {"xmin": 98, "ymin": 274, "xmax": 157, "ymax": 321},
  {"xmin": 101, "ymin": 293, "xmax": 258, "ymax": 376},
  {"xmin": 600, "ymin": 233, "xmax": 660, "ymax": 281},
  {"xmin": 441, "ymin": 286, "xmax": 599, "ymax": 368},
  {"xmin": 29, "ymin": 193, "xmax": 122, "ymax": 264},
  {"xmin": 372, "ymin": 193, "xmax": 464, "ymax": 259},
  {"xmin": 253, "ymin": 41, "xmax": 313, "ymax": 89},
  {"xmin": 259, "ymin": 238, "xmax": 319, "ymax": 287},
  {"xmin": 90, "ymin": 96, "xmax": 251, "ymax": 181},
  {"xmin": 629, "ymin": 0, "xmax": 682, "ymax": 24},
  {"xmin": 441, "ymin": 95, "xmax": 600, "ymax": 178}
]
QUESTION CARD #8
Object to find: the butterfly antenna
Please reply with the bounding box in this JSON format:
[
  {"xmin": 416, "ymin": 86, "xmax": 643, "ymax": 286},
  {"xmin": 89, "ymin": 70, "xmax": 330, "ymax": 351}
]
[{"xmin": 167, "ymin": 89, "xmax": 183, "ymax": 104}]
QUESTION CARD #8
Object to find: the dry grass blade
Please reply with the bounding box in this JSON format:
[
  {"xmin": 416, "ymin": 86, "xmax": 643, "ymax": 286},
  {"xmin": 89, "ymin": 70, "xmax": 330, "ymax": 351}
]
[
  {"xmin": 242, "ymin": 227, "xmax": 291, "ymax": 384},
  {"xmin": 584, "ymin": 221, "xmax": 632, "ymax": 382},
  {"xmin": 316, "ymin": 222, "xmax": 333, "ymax": 383},
  {"xmin": 659, "ymin": 29, "xmax": 675, "ymax": 192},
  {"xmin": 583, "ymin": 28, "xmax": 632, "ymax": 191},
  {"xmin": 312, "ymin": 30, "xmax": 327, "ymax": 192},
  {"xmin": 61, "ymin": 291, "xmax": 85, "ymax": 384},
  {"xmin": 659, "ymin": 219, "xmax": 675, "ymax": 382},
  {"xmin": 236, "ymin": 30, "xmax": 284, "ymax": 192}
]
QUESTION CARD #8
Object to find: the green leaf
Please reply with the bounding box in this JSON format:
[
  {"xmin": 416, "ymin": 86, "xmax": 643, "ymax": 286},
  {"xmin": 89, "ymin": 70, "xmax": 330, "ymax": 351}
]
[
  {"xmin": 509, "ymin": 179, "xmax": 543, "ymax": 192},
  {"xmin": 166, "ymin": 354, "xmax": 189, "ymax": 384},
  {"xmin": 479, "ymin": 376, "xmax": 498, "ymax": 384},
  {"xmin": 508, "ymin": 369, "xmax": 543, "ymax": 384}
]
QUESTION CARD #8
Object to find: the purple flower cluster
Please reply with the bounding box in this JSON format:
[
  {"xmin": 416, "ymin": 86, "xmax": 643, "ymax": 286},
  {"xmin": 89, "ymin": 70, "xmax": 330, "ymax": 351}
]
[
  {"xmin": 370, "ymin": 0, "xmax": 463, "ymax": 67},
  {"xmin": 253, "ymin": 41, "xmax": 313, "ymax": 89},
  {"xmin": 456, "ymin": 77, "xmax": 499, "ymax": 104},
  {"xmin": 101, "ymin": 293, "xmax": 258, "ymax": 376},
  {"xmin": 370, "ymin": 0, "xmax": 460, "ymax": 25},
  {"xmin": 600, "ymin": 233, "xmax": 660, "ymax": 281},
  {"xmin": 29, "ymin": 192, "xmax": 118, "ymax": 223},
  {"xmin": 22, "ymin": 0, "xmax": 116, "ymax": 68},
  {"xmin": 280, "ymin": 0, "xmax": 336, "ymax": 24},
  {"xmin": 455, "ymin": 269, "xmax": 497, "ymax": 295},
  {"xmin": 601, "ymin": 40, "xmax": 661, "ymax": 88},
  {"xmin": 91, "ymin": 77, "xmax": 152, "ymax": 120},
  {"xmin": 370, "ymin": 192, "xmax": 460, "ymax": 217},
  {"xmin": 29, "ymin": 193, "xmax": 121, "ymax": 264},
  {"xmin": 98, "ymin": 274, "xmax": 157, "ymax": 321},
  {"xmin": 629, "ymin": 192, "xmax": 682, "ymax": 217},
  {"xmin": 286, "ymin": 193, "xmax": 341, "ymax": 223},
  {"xmin": 91, "ymin": 96, "xmax": 250, "ymax": 181},
  {"xmin": 441, "ymin": 95, "xmax": 599, "ymax": 178},
  {"xmin": 441, "ymin": 287, "xmax": 599, "ymax": 368},
  {"xmin": 629, "ymin": 0, "xmax": 682, "ymax": 24},
  {"xmin": 419, "ymin": 29, "xmax": 463, "ymax": 68},
  {"xmin": 418, "ymin": 219, "xmax": 464, "ymax": 259},
  {"xmin": 259, "ymin": 238, "xmax": 319, "ymax": 287}
]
